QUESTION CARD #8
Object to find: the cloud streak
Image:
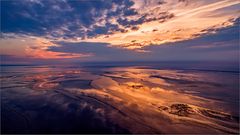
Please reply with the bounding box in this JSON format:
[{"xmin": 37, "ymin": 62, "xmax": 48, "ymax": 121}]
[
  {"xmin": 1, "ymin": 0, "xmax": 173, "ymax": 40},
  {"xmin": 0, "ymin": 0, "xmax": 239, "ymax": 62},
  {"xmin": 47, "ymin": 20, "xmax": 239, "ymax": 62}
]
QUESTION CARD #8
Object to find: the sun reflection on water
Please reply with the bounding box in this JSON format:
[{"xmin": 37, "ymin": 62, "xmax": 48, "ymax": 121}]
[{"xmin": 1, "ymin": 66, "xmax": 239, "ymax": 134}]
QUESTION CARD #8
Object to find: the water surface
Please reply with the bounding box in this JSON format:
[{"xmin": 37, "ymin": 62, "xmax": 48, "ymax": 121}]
[{"xmin": 1, "ymin": 62, "xmax": 239, "ymax": 134}]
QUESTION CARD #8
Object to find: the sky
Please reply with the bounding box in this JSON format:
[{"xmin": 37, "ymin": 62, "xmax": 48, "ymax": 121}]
[{"xmin": 0, "ymin": 0, "xmax": 239, "ymax": 64}]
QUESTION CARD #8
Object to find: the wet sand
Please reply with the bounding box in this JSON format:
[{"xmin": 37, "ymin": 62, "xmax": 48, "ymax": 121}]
[{"xmin": 1, "ymin": 66, "xmax": 239, "ymax": 134}]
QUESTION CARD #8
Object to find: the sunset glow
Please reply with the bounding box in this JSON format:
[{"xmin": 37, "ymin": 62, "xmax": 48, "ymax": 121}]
[
  {"xmin": 1, "ymin": 0, "xmax": 239, "ymax": 60},
  {"xmin": 0, "ymin": 0, "xmax": 239, "ymax": 134}
]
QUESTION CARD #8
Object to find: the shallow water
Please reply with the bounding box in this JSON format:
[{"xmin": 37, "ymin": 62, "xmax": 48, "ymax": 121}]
[{"xmin": 1, "ymin": 63, "xmax": 239, "ymax": 134}]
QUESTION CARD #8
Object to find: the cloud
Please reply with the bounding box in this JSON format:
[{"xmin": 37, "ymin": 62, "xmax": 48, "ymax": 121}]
[
  {"xmin": 1, "ymin": 0, "xmax": 239, "ymax": 62},
  {"xmin": 116, "ymin": 11, "xmax": 174, "ymax": 28},
  {"xmin": 46, "ymin": 19, "xmax": 239, "ymax": 62},
  {"xmin": 1, "ymin": 0, "xmax": 174, "ymax": 40},
  {"xmin": 142, "ymin": 19, "xmax": 239, "ymax": 61},
  {"xmin": 0, "ymin": 54, "xmax": 46, "ymax": 64},
  {"xmin": 47, "ymin": 41, "xmax": 146, "ymax": 61}
]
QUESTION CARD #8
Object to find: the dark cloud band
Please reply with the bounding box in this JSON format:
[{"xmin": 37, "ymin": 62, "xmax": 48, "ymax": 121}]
[{"xmin": 1, "ymin": 0, "xmax": 173, "ymax": 40}]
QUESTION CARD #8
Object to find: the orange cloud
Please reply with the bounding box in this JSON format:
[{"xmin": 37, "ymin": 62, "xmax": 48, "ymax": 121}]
[
  {"xmin": 81, "ymin": 0, "xmax": 239, "ymax": 51},
  {"xmin": 24, "ymin": 38, "xmax": 92, "ymax": 59},
  {"xmin": 0, "ymin": 37, "xmax": 92, "ymax": 59}
]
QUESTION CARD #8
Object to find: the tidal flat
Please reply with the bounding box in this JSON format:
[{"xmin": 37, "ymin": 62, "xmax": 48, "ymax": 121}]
[{"xmin": 1, "ymin": 63, "xmax": 239, "ymax": 134}]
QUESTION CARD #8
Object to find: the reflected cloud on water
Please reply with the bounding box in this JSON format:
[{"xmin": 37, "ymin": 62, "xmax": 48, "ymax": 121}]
[{"xmin": 1, "ymin": 66, "xmax": 239, "ymax": 134}]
